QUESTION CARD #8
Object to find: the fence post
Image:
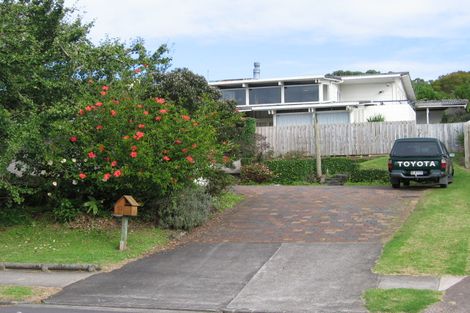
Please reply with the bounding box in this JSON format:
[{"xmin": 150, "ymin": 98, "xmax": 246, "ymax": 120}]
[{"xmin": 465, "ymin": 122, "xmax": 470, "ymax": 169}]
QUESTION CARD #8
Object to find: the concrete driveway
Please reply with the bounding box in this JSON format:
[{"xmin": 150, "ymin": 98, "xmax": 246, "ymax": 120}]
[{"xmin": 46, "ymin": 186, "xmax": 421, "ymax": 313}]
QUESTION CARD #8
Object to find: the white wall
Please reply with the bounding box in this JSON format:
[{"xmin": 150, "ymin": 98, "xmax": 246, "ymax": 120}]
[
  {"xmin": 340, "ymin": 79, "xmax": 407, "ymax": 102},
  {"xmin": 350, "ymin": 103, "xmax": 416, "ymax": 123}
]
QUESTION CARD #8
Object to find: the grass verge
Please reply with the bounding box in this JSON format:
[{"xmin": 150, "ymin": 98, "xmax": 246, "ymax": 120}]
[
  {"xmin": 212, "ymin": 191, "xmax": 244, "ymax": 212},
  {"xmin": 0, "ymin": 221, "xmax": 169, "ymax": 266},
  {"xmin": 359, "ymin": 155, "xmax": 389, "ymax": 170},
  {"xmin": 0, "ymin": 285, "xmax": 58, "ymax": 303},
  {"xmin": 363, "ymin": 288, "xmax": 442, "ymax": 313},
  {"xmin": 374, "ymin": 164, "xmax": 470, "ymax": 275}
]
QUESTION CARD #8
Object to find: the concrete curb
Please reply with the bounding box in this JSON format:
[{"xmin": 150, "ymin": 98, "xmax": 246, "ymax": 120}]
[
  {"xmin": 377, "ymin": 275, "xmax": 468, "ymax": 291},
  {"xmin": 0, "ymin": 263, "xmax": 101, "ymax": 272}
]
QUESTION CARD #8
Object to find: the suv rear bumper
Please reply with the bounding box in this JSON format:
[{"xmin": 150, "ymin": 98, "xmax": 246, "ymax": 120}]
[{"xmin": 390, "ymin": 171, "xmax": 445, "ymax": 180}]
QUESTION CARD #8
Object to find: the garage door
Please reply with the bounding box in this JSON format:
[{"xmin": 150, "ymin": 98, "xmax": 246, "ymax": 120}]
[
  {"xmin": 317, "ymin": 111, "xmax": 350, "ymax": 124},
  {"xmin": 276, "ymin": 113, "xmax": 313, "ymax": 126}
]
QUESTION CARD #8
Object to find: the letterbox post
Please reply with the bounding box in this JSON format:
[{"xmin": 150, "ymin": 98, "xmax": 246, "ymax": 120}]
[{"xmin": 119, "ymin": 216, "xmax": 129, "ymax": 251}]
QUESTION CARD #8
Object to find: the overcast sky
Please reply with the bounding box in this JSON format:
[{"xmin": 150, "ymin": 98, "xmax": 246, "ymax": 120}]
[{"xmin": 65, "ymin": 0, "xmax": 470, "ymax": 81}]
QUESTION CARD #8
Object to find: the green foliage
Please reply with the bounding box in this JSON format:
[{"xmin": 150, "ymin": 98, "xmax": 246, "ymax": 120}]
[
  {"xmin": 328, "ymin": 70, "xmax": 382, "ymax": 76},
  {"xmin": 204, "ymin": 170, "xmax": 236, "ymax": 196},
  {"xmin": 349, "ymin": 169, "xmax": 389, "ymax": 183},
  {"xmin": 159, "ymin": 186, "xmax": 212, "ymax": 230},
  {"xmin": 52, "ymin": 199, "xmax": 80, "ymax": 223},
  {"xmin": 241, "ymin": 163, "xmax": 275, "ymax": 183},
  {"xmin": 413, "ymin": 79, "xmax": 445, "ymax": 100},
  {"xmin": 432, "ymin": 71, "xmax": 470, "ymax": 96},
  {"xmin": 364, "ymin": 288, "xmax": 441, "ymax": 313},
  {"xmin": 441, "ymin": 108, "xmax": 470, "ymax": 123},
  {"xmin": 367, "ymin": 114, "xmax": 385, "ymax": 122},
  {"xmin": 239, "ymin": 117, "xmax": 257, "ymax": 162},
  {"xmin": 265, "ymin": 157, "xmax": 359, "ymax": 184},
  {"xmin": 211, "ymin": 192, "xmax": 244, "ymax": 212},
  {"xmin": 155, "ymin": 68, "xmax": 220, "ymax": 113}
]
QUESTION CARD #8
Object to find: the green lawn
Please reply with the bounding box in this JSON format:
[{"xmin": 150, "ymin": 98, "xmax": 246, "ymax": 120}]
[
  {"xmin": 0, "ymin": 285, "xmax": 54, "ymax": 302},
  {"xmin": 374, "ymin": 164, "xmax": 470, "ymax": 275},
  {"xmin": 363, "ymin": 288, "xmax": 442, "ymax": 313},
  {"xmin": 359, "ymin": 155, "xmax": 389, "ymax": 170},
  {"xmin": 212, "ymin": 192, "xmax": 244, "ymax": 212},
  {"xmin": 0, "ymin": 221, "xmax": 169, "ymax": 266}
]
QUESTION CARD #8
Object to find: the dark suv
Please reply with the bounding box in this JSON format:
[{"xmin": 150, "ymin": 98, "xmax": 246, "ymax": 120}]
[{"xmin": 388, "ymin": 138, "xmax": 454, "ymax": 188}]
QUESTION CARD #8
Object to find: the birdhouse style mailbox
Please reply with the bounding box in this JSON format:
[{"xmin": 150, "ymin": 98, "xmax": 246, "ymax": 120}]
[{"xmin": 114, "ymin": 195, "xmax": 140, "ymax": 216}]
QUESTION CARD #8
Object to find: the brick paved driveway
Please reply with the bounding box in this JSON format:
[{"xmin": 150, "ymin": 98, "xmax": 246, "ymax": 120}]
[{"xmin": 197, "ymin": 185, "xmax": 420, "ymax": 243}]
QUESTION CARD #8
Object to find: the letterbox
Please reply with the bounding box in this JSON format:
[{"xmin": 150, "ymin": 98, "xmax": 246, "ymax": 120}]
[{"xmin": 114, "ymin": 195, "xmax": 140, "ymax": 216}]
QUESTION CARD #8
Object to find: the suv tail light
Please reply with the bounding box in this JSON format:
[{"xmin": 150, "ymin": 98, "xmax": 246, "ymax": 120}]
[
  {"xmin": 388, "ymin": 159, "xmax": 393, "ymax": 172},
  {"xmin": 440, "ymin": 159, "xmax": 447, "ymax": 171}
]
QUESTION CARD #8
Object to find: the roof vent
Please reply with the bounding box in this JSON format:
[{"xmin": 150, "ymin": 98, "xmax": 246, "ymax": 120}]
[{"xmin": 253, "ymin": 62, "xmax": 260, "ymax": 79}]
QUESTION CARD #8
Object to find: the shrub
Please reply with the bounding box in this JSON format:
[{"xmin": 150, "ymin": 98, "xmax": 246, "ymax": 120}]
[
  {"xmin": 46, "ymin": 84, "xmax": 225, "ymax": 217},
  {"xmin": 265, "ymin": 157, "xmax": 359, "ymax": 184},
  {"xmin": 204, "ymin": 170, "xmax": 236, "ymax": 196},
  {"xmin": 367, "ymin": 114, "xmax": 385, "ymax": 122},
  {"xmin": 241, "ymin": 163, "xmax": 275, "ymax": 183},
  {"xmin": 159, "ymin": 186, "xmax": 212, "ymax": 230},
  {"xmin": 350, "ymin": 169, "xmax": 389, "ymax": 183}
]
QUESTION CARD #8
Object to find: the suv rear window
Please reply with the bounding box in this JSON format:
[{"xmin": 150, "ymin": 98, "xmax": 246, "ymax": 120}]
[{"xmin": 391, "ymin": 141, "xmax": 441, "ymax": 157}]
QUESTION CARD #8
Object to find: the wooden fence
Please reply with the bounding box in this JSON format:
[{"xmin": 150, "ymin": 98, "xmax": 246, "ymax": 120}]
[
  {"xmin": 464, "ymin": 121, "xmax": 470, "ymax": 168},
  {"xmin": 256, "ymin": 121, "xmax": 465, "ymax": 156}
]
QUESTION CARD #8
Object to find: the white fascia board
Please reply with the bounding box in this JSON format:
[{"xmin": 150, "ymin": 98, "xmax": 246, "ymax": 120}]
[
  {"xmin": 250, "ymin": 102, "xmax": 360, "ymax": 111},
  {"xmin": 209, "ymin": 75, "xmax": 341, "ymax": 87},
  {"xmin": 341, "ymin": 73, "xmax": 403, "ymax": 81}
]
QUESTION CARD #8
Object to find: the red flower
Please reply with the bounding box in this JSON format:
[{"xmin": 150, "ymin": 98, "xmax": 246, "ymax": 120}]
[
  {"xmin": 182, "ymin": 148, "xmax": 188, "ymax": 153},
  {"xmin": 155, "ymin": 98, "xmax": 166, "ymax": 104},
  {"xmin": 113, "ymin": 170, "xmax": 122, "ymax": 177},
  {"xmin": 88, "ymin": 151, "xmax": 96, "ymax": 159},
  {"xmin": 103, "ymin": 173, "xmax": 111, "ymax": 181},
  {"xmin": 134, "ymin": 68, "xmax": 142, "ymax": 74},
  {"xmin": 131, "ymin": 145, "xmax": 138, "ymax": 151},
  {"xmin": 96, "ymin": 125, "xmax": 103, "ymax": 130},
  {"xmin": 122, "ymin": 135, "xmax": 130, "ymax": 140},
  {"xmin": 102, "ymin": 85, "xmax": 109, "ymax": 91},
  {"xmin": 130, "ymin": 151, "xmax": 138, "ymax": 158},
  {"xmin": 110, "ymin": 110, "xmax": 117, "ymax": 116},
  {"xmin": 186, "ymin": 156, "xmax": 195, "ymax": 164},
  {"xmin": 138, "ymin": 124, "xmax": 145, "ymax": 129},
  {"xmin": 143, "ymin": 111, "xmax": 149, "ymax": 115},
  {"xmin": 85, "ymin": 106, "xmax": 92, "ymax": 112},
  {"xmin": 100, "ymin": 91, "xmax": 107, "ymax": 96},
  {"xmin": 182, "ymin": 115, "xmax": 191, "ymax": 121},
  {"xmin": 79, "ymin": 109, "xmax": 85, "ymax": 116},
  {"xmin": 133, "ymin": 131, "xmax": 144, "ymax": 140},
  {"xmin": 192, "ymin": 143, "xmax": 198, "ymax": 149},
  {"xmin": 223, "ymin": 155, "xmax": 231, "ymax": 164},
  {"xmin": 174, "ymin": 139, "xmax": 182, "ymax": 145},
  {"xmin": 155, "ymin": 116, "xmax": 162, "ymax": 121},
  {"xmin": 96, "ymin": 102, "xmax": 103, "ymax": 107},
  {"xmin": 111, "ymin": 160, "xmax": 118, "ymax": 167},
  {"xmin": 159, "ymin": 109, "xmax": 168, "ymax": 114},
  {"xmin": 112, "ymin": 99, "xmax": 120, "ymax": 104},
  {"xmin": 163, "ymin": 156, "xmax": 171, "ymax": 161},
  {"xmin": 69, "ymin": 136, "xmax": 77, "ymax": 143},
  {"xmin": 79, "ymin": 173, "xmax": 87, "ymax": 179}
]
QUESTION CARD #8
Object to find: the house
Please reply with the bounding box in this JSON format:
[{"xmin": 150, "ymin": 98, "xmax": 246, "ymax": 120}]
[
  {"xmin": 209, "ymin": 65, "xmax": 416, "ymax": 127},
  {"xmin": 415, "ymin": 99, "xmax": 468, "ymax": 124}
]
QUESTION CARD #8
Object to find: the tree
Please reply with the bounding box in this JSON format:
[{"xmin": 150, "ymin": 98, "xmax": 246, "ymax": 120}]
[
  {"xmin": 327, "ymin": 69, "xmax": 382, "ymax": 76},
  {"xmin": 432, "ymin": 71, "xmax": 470, "ymax": 96},
  {"xmin": 412, "ymin": 79, "xmax": 445, "ymax": 100}
]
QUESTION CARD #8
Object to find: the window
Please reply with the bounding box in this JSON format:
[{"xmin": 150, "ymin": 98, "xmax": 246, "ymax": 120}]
[
  {"xmin": 249, "ymin": 87, "xmax": 281, "ymax": 104},
  {"xmin": 221, "ymin": 89, "xmax": 246, "ymax": 106},
  {"xmin": 285, "ymin": 85, "xmax": 319, "ymax": 103},
  {"xmin": 391, "ymin": 141, "xmax": 441, "ymax": 157}
]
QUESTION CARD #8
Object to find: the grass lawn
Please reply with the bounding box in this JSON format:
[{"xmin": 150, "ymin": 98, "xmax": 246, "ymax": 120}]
[
  {"xmin": 0, "ymin": 221, "xmax": 169, "ymax": 266},
  {"xmin": 0, "ymin": 191, "xmax": 244, "ymax": 267},
  {"xmin": 0, "ymin": 285, "xmax": 56, "ymax": 303},
  {"xmin": 374, "ymin": 164, "xmax": 470, "ymax": 275},
  {"xmin": 359, "ymin": 155, "xmax": 389, "ymax": 170},
  {"xmin": 363, "ymin": 288, "xmax": 442, "ymax": 313}
]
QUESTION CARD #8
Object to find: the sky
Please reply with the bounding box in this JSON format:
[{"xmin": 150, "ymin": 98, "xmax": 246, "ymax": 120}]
[{"xmin": 64, "ymin": 0, "xmax": 470, "ymax": 81}]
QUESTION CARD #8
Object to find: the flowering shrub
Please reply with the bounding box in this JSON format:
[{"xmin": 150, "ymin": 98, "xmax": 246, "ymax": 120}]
[
  {"xmin": 46, "ymin": 84, "xmax": 224, "ymax": 216},
  {"xmin": 241, "ymin": 163, "xmax": 275, "ymax": 183}
]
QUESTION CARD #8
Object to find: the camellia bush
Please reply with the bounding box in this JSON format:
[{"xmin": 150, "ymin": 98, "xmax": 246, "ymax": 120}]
[{"xmin": 44, "ymin": 83, "xmax": 226, "ymax": 220}]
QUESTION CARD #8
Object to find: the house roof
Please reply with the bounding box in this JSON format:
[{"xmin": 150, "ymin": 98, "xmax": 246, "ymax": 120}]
[
  {"xmin": 209, "ymin": 75, "xmax": 341, "ymax": 88},
  {"xmin": 414, "ymin": 99, "xmax": 469, "ymax": 109}
]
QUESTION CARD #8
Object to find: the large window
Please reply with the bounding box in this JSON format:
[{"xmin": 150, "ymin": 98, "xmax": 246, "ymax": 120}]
[
  {"xmin": 249, "ymin": 87, "xmax": 281, "ymax": 104},
  {"xmin": 221, "ymin": 89, "xmax": 246, "ymax": 105},
  {"xmin": 285, "ymin": 84, "xmax": 319, "ymax": 103}
]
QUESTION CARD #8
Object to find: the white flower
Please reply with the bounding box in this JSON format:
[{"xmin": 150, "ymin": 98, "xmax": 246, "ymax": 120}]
[
  {"xmin": 47, "ymin": 160, "xmax": 53, "ymax": 166},
  {"xmin": 52, "ymin": 181, "xmax": 57, "ymax": 187},
  {"xmin": 72, "ymin": 180, "xmax": 78, "ymax": 185},
  {"xmin": 71, "ymin": 158, "xmax": 77, "ymax": 163},
  {"xmin": 60, "ymin": 159, "xmax": 67, "ymax": 163},
  {"xmin": 194, "ymin": 177, "xmax": 208, "ymax": 187},
  {"xmin": 40, "ymin": 170, "xmax": 46, "ymax": 175},
  {"xmin": 47, "ymin": 192, "xmax": 52, "ymax": 197}
]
